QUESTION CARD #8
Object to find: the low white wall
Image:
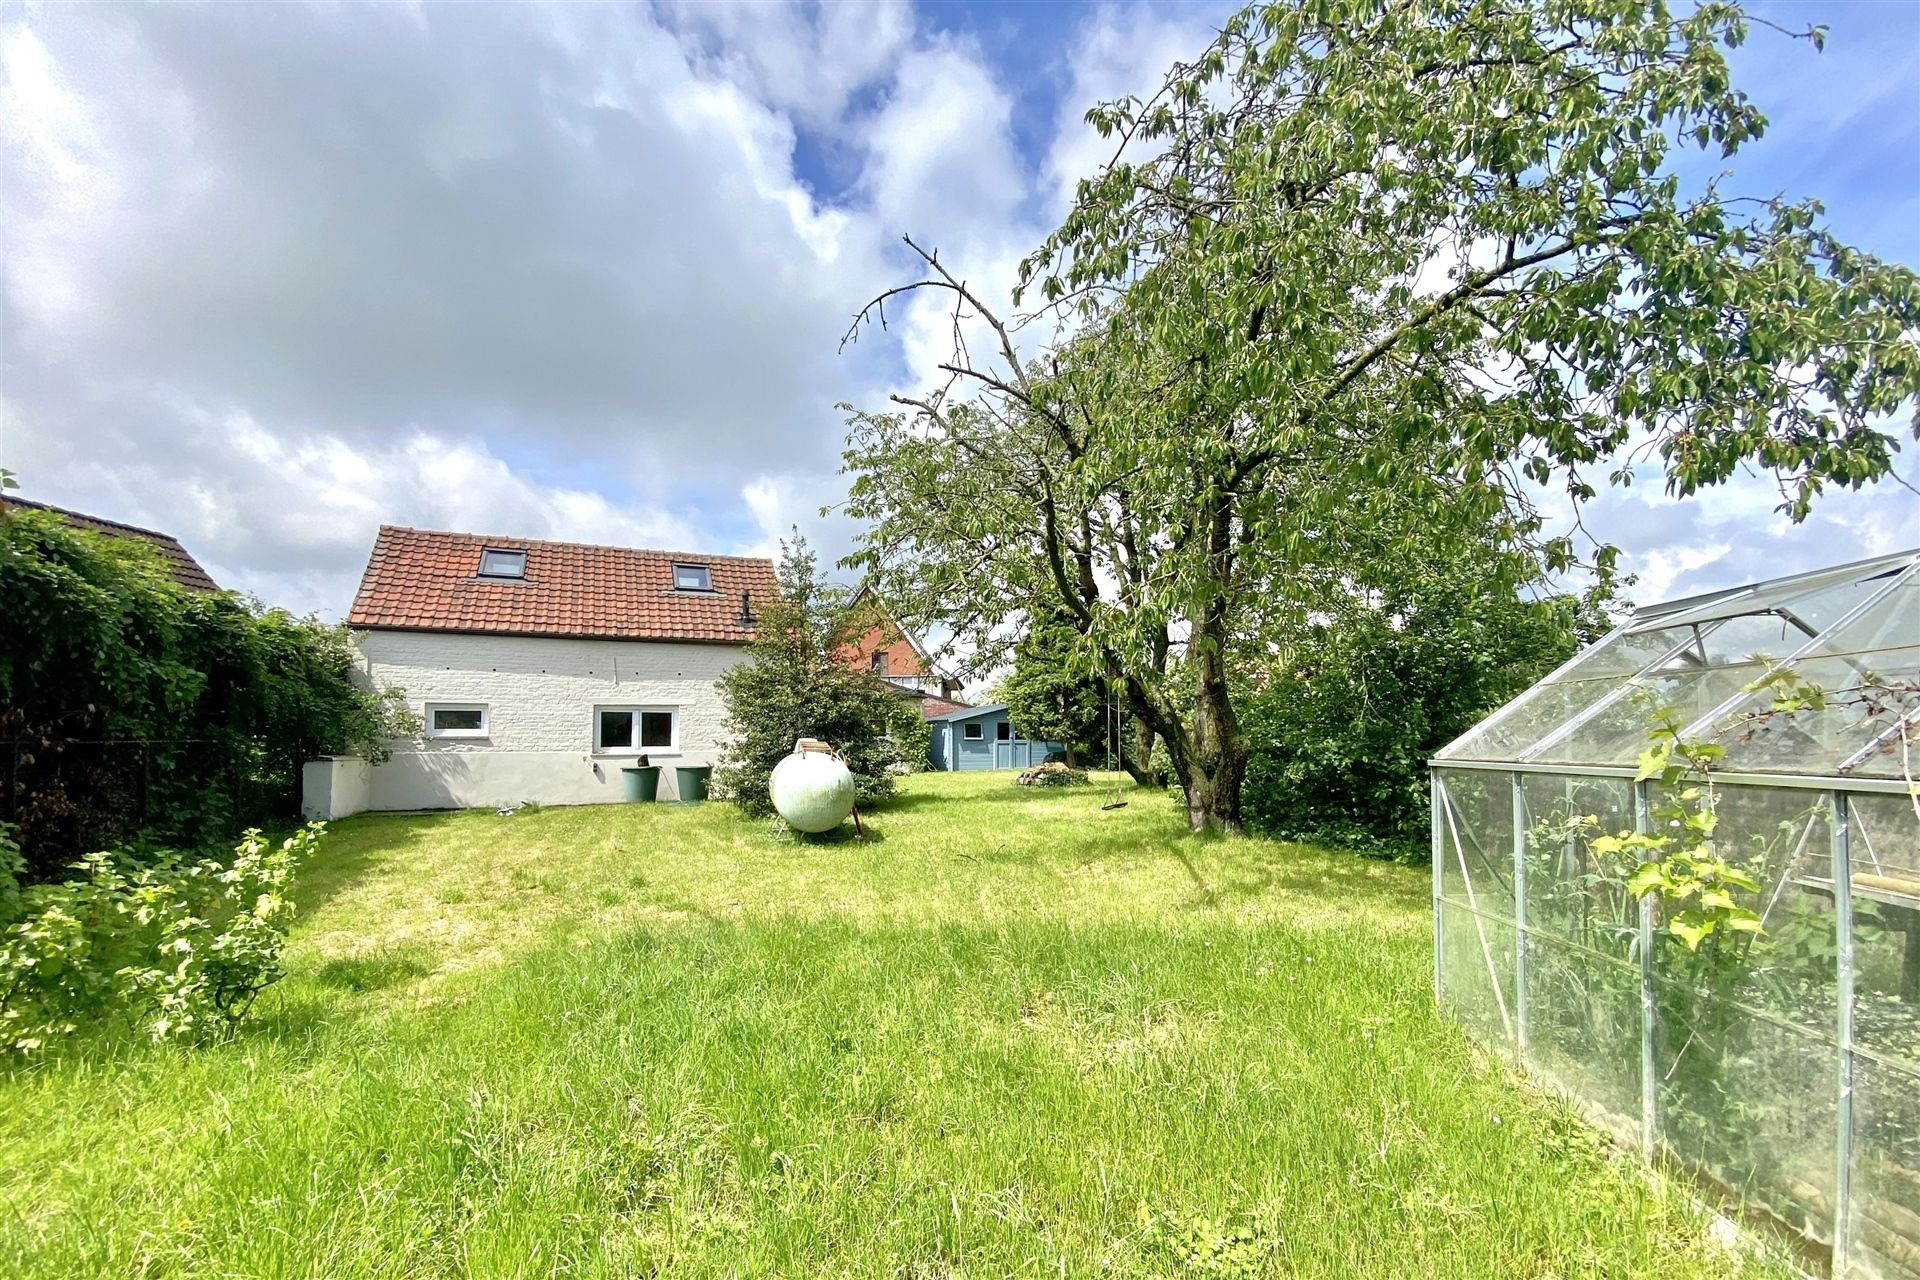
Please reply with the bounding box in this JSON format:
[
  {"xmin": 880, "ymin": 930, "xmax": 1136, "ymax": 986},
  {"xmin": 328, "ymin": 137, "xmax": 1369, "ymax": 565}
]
[
  {"xmin": 302, "ymin": 756, "xmax": 372, "ymax": 820},
  {"xmin": 364, "ymin": 749, "xmax": 716, "ymax": 810}
]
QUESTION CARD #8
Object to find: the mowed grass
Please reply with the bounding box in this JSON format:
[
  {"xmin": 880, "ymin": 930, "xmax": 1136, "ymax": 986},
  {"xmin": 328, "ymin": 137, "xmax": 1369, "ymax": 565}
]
[{"xmin": 0, "ymin": 773, "xmax": 1794, "ymax": 1279}]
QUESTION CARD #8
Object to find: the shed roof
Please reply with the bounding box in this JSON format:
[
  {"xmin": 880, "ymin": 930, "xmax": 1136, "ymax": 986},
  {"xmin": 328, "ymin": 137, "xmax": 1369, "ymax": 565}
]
[
  {"xmin": 347, "ymin": 525, "xmax": 777, "ymax": 645},
  {"xmin": 1436, "ymin": 548, "xmax": 1920, "ymax": 782},
  {"xmin": 3, "ymin": 497, "xmax": 220, "ymax": 592},
  {"xmin": 929, "ymin": 702, "xmax": 1009, "ymax": 723}
]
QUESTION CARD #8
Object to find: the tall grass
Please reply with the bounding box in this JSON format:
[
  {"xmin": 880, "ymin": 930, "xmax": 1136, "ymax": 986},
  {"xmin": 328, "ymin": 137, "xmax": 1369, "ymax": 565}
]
[{"xmin": 0, "ymin": 773, "xmax": 1792, "ymax": 1277}]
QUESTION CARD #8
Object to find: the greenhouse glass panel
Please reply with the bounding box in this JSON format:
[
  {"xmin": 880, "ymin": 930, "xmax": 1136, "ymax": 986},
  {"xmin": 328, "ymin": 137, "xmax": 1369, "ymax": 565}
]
[
  {"xmin": 1434, "ymin": 769, "xmax": 1515, "ymax": 919},
  {"xmin": 1652, "ymin": 979, "xmax": 1838, "ymax": 1246},
  {"xmin": 1521, "ymin": 932, "xmax": 1642, "ymax": 1138},
  {"xmin": 1432, "ymin": 549, "xmax": 1920, "ymax": 1273},
  {"xmin": 1847, "ymin": 795, "xmax": 1920, "ymax": 1061},
  {"xmin": 1849, "ymin": 1057, "xmax": 1920, "ymax": 1280},
  {"xmin": 1438, "ymin": 898, "xmax": 1517, "ymax": 1061},
  {"xmin": 1706, "ymin": 581, "xmax": 1920, "ymax": 779},
  {"xmin": 1439, "ymin": 625, "xmax": 1698, "ymax": 760},
  {"xmin": 1674, "ymin": 785, "xmax": 1837, "ymax": 1028},
  {"xmin": 1517, "ymin": 774, "xmax": 1636, "ymax": 959},
  {"xmin": 1532, "ymin": 611, "xmax": 1827, "ymax": 767}
]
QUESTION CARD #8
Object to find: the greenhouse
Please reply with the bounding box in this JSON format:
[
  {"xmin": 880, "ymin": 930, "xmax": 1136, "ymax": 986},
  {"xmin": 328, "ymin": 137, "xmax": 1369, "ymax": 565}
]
[{"xmin": 1432, "ymin": 549, "xmax": 1920, "ymax": 1278}]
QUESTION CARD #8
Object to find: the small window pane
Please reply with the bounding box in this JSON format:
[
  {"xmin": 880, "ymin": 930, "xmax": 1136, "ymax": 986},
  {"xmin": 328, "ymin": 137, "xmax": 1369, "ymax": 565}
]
[
  {"xmin": 673, "ymin": 564, "xmax": 711, "ymax": 591},
  {"xmin": 479, "ymin": 548, "xmax": 526, "ymax": 578},
  {"xmin": 996, "ymin": 721, "xmax": 1011, "ymax": 741},
  {"xmin": 639, "ymin": 711, "xmax": 674, "ymax": 748},
  {"xmin": 434, "ymin": 707, "xmax": 484, "ymax": 733},
  {"xmin": 963, "ymin": 723, "xmax": 983, "ymax": 740},
  {"xmin": 599, "ymin": 709, "xmax": 634, "ymax": 750}
]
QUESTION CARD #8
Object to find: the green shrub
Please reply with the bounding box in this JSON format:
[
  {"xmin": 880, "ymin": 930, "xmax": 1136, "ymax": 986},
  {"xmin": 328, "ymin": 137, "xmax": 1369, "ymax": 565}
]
[
  {"xmin": 0, "ymin": 822, "xmax": 323, "ymax": 1055},
  {"xmin": 1240, "ymin": 584, "xmax": 1598, "ymax": 858},
  {"xmin": 0, "ymin": 502, "xmax": 414, "ymax": 874},
  {"xmin": 716, "ymin": 536, "xmax": 930, "ymax": 818}
]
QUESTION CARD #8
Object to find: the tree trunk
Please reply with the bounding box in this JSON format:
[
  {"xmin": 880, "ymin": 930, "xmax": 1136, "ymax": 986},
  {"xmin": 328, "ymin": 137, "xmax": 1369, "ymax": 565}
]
[
  {"xmin": 1177, "ymin": 489, "xmax": 1247, "ymax": 834},
  {"xmin": 1179, "ymin": 622, "xmax": 1246, "ymax": 834},
  {"xmin": 1119, "ymin": 715, "xmax": 1158, "ymax": 786}
]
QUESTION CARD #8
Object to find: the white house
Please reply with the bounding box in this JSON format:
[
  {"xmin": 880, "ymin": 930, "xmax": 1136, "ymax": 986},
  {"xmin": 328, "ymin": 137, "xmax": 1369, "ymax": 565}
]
[{"xmin": 302, "ymin": 525, "xmax": 777, "ymax": 818}]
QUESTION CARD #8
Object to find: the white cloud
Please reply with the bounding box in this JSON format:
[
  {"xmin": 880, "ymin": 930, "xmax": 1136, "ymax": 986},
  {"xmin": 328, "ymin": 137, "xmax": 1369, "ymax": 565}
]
[
  {"xmin": 0, "ymin": 1, "xmax": 1030, "ymax": 616},
  {"xmin": 1, "ymin": 0, "xmax": 1910, "ymax": 630},
  {"xmin": 656, "ymin": 0, "xmax": 913, "ymax": 130}
]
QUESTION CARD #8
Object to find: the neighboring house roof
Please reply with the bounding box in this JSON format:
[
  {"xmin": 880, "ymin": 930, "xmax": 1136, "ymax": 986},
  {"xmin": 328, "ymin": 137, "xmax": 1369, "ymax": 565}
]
[
  {"xmin": 928, "ymin": 702, "xmax": 1010, "ymax": 723},
  {"xmin": 918, "ymin": 694, "xmax": 973, "ymax": 719},
  {"xmin": 879, "ymin": 682, "xmax": 974, "ymax": 720},
  {"xmin": 347, "ymin": 525, "xmax": 778, "ymax": 644},
  {"xmin": 3, "ymin": 496, "xmax": 221, "ymax": 592}
]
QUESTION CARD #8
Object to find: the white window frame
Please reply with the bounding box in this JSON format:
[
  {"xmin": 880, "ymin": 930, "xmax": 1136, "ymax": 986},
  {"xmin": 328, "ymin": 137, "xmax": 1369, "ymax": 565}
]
[
  {"xmin": 425, "ymin": 703, "xmax": 490, "ymax": 739},
  {"xmin": 671, "ymin": 563, "xmax": 712, "ymax": 592},
  {"xmin": 996, "ymin": 720, "xmax": 1012, "ymax": 742},
  {"xmin": 593, "ymin": 705, "xmax": 680, "ymax": 756},
  {"xmin": 963, "ymin": 722, "xmax": 984, "ymax": 740},
  {"xmin": 478, "ymin": 547, "xmax": 527, "ymax": 579}
]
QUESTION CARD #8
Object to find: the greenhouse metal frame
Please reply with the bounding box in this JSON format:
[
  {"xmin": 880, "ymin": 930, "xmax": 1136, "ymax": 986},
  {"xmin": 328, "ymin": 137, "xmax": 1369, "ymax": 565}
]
[{"xmin": 1431, "ymin": 548, "xmax": 1920, "ymax": 1278}]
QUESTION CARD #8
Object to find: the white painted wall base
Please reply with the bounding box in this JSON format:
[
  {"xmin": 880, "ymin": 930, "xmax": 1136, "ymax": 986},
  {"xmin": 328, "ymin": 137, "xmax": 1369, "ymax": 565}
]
[{"xmin": 303, "ymin": 749, "xmax": 721, "ymax": 816}]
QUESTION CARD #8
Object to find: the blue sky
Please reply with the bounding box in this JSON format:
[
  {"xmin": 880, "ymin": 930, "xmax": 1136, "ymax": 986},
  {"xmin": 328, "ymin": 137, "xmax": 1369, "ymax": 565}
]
[{"xmin": 2, "ymin": 0, "xmax": 1914, "ymax": 618}]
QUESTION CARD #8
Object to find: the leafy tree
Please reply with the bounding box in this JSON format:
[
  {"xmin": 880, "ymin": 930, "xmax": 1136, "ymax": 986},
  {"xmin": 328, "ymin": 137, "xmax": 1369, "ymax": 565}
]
[
  {"xmin": 1000, "ymin": 607, "xmax": 1116, "ymax": 768},
  {"xmin": 1242, "ymin": 575, "xmax": 1606, "ymax": 857},
  {"xmin": 716, "ymin": 536, "xmax": 930, "ymax": 819},
  {"xmin": 0, "ymin": 504, "xmax": 415, "ymax": 875},
  {"xmin": 845, "ymin": 0, "xmax": 1920, "ymax": 833}
]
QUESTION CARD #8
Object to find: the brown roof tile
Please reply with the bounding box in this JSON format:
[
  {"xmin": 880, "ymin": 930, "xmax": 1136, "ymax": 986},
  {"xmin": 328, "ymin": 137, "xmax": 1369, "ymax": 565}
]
[
  {"xmin": 5, "ymin": 497, "xmax": 221, "ymax": 592},
  {"xmin": 346, "ymin": 525, "xmax": 777, "ymax": 645}
]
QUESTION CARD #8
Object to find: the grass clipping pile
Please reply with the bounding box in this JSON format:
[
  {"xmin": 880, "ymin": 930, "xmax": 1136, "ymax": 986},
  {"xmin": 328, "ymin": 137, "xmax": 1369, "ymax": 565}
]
[{"xmin": 1017, "ymin": 761, "xmax": 1088, "ymax": 788}]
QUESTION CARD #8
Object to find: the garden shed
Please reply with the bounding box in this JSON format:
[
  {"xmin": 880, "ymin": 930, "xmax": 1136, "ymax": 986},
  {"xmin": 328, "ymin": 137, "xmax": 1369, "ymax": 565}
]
[
  {"xmin": 1431, "ymin": 549, "xmax": 1920, "ymax": 1278},
  {"xmin": 926, "ymin": 704, "xmax": 1065, "ymax": 772}
]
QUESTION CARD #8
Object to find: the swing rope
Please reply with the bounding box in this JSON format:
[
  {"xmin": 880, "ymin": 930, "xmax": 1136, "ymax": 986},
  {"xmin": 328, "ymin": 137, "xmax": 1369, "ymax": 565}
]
[{"xmin": 1100, "ymin": 686, "xmax": 1129, "ymax": 811}]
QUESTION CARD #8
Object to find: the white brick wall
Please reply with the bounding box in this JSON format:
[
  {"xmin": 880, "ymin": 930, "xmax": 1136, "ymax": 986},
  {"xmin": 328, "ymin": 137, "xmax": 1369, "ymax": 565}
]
[{"xmin": 345, "ymin": 629, "xmax": 750, "ymax": 810}]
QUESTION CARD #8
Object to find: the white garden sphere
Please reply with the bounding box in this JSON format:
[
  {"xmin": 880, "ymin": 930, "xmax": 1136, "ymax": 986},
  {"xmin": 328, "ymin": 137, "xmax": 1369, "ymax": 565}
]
[{"xmin": 769, "ymin": 743, "xmax": 856, "ymax": 833}]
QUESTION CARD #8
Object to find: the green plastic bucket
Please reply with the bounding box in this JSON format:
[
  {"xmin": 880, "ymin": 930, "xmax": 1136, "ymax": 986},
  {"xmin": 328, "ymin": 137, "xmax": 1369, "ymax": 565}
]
[
  {"xmin": 622, "ymin": 766, "xmax": 660, "ymax": 802},
  {"xmin": 675, "ymin": 765, "xmax": 712, "ymax": 804}
]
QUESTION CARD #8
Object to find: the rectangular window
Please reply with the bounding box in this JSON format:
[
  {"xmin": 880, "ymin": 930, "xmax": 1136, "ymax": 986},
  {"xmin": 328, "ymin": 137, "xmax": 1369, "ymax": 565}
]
[
  {"xmin": 478, "ymin": 547, "xmax": 527, "ymax": 579},
  {"xmin": 996, "ymin": 721, "xmax": 1012, "ymax": 742},
  {"xmin": 426, "ymin": 704, "xmax": 489, "ymax": 738},
  {"xmin": 594, "ymin": 706, "xmax": 678, "ymax": 754},
  {"xmin": 963, "ymin": 722, "xmax": 984, "ymax": 740},
  {"xmin": 672, "ymin": 563, "xmax": 712, "ymax": 591},
  {"xmin": 870, "ymin": 650, "xmax": 889, "ymax": 675}
]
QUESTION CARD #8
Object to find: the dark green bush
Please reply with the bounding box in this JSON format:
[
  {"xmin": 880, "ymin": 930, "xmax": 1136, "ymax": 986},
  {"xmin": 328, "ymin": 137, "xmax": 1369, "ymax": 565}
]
[
  {"xmin": 0, "ymin": 503, "xmax": 414, "ymax": 875},
  {"xmin": 1240, "ymin": 585, "xmax": 1597, "ymax": 858}
]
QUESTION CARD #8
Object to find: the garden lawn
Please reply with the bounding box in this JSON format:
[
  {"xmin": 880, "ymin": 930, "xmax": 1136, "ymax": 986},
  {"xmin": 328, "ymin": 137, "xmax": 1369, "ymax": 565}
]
[{"xmin": 0, "ymin": 773, "xmax": 1796, "ymax": 1279}]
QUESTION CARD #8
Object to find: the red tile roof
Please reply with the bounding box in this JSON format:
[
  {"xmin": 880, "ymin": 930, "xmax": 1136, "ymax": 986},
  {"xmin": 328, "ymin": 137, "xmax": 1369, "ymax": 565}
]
[
  {"xmin": 347, "ymin": 525, "xmax": 777, "ymax": 645},
  {"xmin": 918, "ymin": 695, "xmax": 973, "ymax": 720},
  {"xmin": 4, "ymin": 497, "xmax": 220, "ymax": 592}
]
